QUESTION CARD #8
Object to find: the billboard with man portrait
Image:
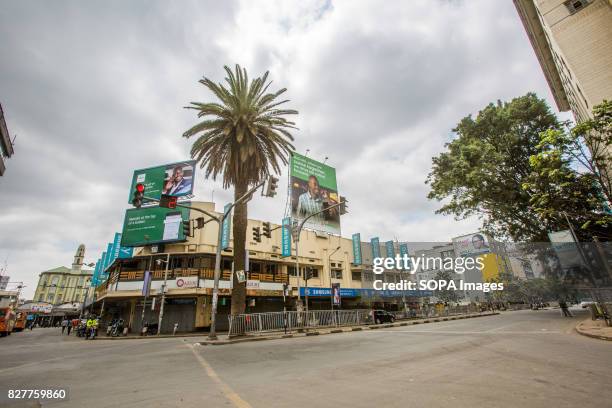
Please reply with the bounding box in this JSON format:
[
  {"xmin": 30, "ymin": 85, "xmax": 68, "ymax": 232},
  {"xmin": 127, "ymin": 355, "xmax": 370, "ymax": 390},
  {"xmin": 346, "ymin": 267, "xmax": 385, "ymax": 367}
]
[
  {"xmin": 290, "ymin": 153, "xmax": 340, "ymax": 235},
  {"xmin": 128, "ymin": 160, "xmax": 196, "ymax": 204},
  {"xmin": 452, "ymin": 233, "xmax": 490, "ymax": 257}
]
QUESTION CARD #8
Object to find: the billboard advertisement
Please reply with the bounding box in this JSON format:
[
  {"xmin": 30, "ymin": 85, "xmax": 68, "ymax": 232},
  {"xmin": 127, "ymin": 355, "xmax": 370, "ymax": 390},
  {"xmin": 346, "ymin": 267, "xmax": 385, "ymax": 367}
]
[
  {"xmin": 452, "ymin": 233, "xmax": 490, "ymax": 257},
  {"xmin": 128, "ymin": 160, "xmax": 196, "ymax": 204},
  {"xmin": 289, "ymin": 152, "xmax": 340, "ymax": 235},
  {"xmin": 121, "ymin": 205, "xmax": 191, "ymax": 247}
]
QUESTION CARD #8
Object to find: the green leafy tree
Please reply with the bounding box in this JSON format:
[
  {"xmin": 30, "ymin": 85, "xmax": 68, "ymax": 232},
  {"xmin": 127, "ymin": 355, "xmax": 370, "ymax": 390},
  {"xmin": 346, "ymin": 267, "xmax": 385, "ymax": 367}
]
[
  {"xmin": 183, "ymin": 65, "xmax": 298, "ymax": 314},
  {"xmin": 524, "ymin": 128, "xmax": 611, "ymax": 239},
  {"xmin": 426, "ymin": 93, "xmax": 563, "ymax": 241},
  {"xmin": 433, "ymin": 270, "xmax": 463, "ymax": 303}
]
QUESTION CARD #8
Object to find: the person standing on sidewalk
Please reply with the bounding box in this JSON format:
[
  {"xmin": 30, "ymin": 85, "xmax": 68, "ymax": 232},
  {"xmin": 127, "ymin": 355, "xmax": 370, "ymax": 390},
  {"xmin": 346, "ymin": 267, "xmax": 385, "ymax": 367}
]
[
  {"xmin": 559, "ymin": 300, "xmax": 573, "ymax": 317},
  {"xmin": 61, "ymin": 318, "xmax": 68, "ymax": 334}
]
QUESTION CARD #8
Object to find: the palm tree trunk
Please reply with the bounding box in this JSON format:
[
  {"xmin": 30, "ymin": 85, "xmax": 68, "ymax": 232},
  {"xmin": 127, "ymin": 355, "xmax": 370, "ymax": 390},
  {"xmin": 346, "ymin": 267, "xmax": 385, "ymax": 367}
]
[{"xmin": 230, "ymin": 179, "xmax": 248, "ymax": 315}]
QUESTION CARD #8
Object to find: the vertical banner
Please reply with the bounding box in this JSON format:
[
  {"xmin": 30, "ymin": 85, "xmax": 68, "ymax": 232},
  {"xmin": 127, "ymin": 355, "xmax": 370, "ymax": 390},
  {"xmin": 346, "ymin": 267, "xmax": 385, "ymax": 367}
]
[
  {"xmin": 111, "ymin": 233, "xmax": 122, "ymax": 261},
  {"xmin": 100, "ymin": 251, "xmax": 107, "ymax": 274},
  {"xmin": 92, "ymin": 260, "xmax": 101, "ymax": 287},
  {"xmin": 385, "ymin": 241, "xmax": 395, "ymax": 258},
  {"xmin": 221, "ymin": 203, "xmax": 232, "ymax": 250},
  {"xmin": 371, "ymin": 237, "xmax": 381, "ymax": 259},
  {"xmin": 352, "ymin": 233, "xmax": 362, "ymax": 265},
  {"xmin": 142, "ymin": 271, "xmax": 152, "ymax": 297},
  {"xmin": 281, "ymin": 217, "xmax": 292, "ymax": 257},
  {"xmin": 399, "ymin": 243, "xmax": 411, "ymax": 271},
  {"xmin": 332, "ymin": 283, "xmax": 341, "ymax": 305},
  {"xmin": 104, "ymin": 243, "xmax": 113, "ymax": 270}
]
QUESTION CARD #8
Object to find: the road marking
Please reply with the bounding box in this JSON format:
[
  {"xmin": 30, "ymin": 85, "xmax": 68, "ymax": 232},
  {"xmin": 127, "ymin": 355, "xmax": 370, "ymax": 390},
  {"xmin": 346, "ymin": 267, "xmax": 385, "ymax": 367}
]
[
  {"xmin": 363, "ymin": 330, "xmax": 561, "ymax": 335},
  {"xmin": 186, "ymin": 344, "xmax": 252, "ymax": 408}
]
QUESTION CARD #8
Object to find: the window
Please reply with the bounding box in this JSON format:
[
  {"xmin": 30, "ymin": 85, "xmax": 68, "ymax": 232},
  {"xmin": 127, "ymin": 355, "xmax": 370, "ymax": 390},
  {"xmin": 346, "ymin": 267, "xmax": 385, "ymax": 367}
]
[
  {"xmin": 351, "ymin": 271, "xmax": 362, "ymax": 281},
  {"xmin": 288, "ymin": 266, "xmax": 319, "ymax": 279},
  {"xmin": 331, "ymin": 269, "xmax": 343, "ymax": 279},
  {"xmin": 363, "ymin": 271, "xmax": 374, "ymax": 282},
  {"xmin": 564, "ymin": 0, "xmax": 591, "ymax": 14},
  {"xmin": 47, "ymin": 294, "xmax": 54, "ymax": 302},
  {"xmin": 38, "ymin": 295, "xmax": 44, "ymax": 302}
]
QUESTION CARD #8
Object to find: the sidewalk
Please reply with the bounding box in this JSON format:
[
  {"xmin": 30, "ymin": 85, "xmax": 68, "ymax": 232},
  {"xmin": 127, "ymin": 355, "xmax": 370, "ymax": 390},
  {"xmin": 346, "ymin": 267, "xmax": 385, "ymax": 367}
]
[
  {"xmin": 97, "ymin": 312, "xmax": 499, "ymax": 342},
  {"xmin": 197, "ymin": 312, "xmax": 500, "ymax": 346},
  {"xmin": 575, "ymin": 318, "xmax": 612, "ymax": 341}
]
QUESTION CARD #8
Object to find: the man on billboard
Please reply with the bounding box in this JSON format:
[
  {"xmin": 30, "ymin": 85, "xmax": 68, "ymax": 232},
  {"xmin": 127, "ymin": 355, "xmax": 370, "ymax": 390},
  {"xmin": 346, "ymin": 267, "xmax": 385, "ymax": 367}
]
[
  {"xmin": 162, "ymin": 164, "xmax": 192, "ymax": 196},
  {"xmin": 296, "ymin": 175, "xmax": 338, "ymax": 226},
  {"xmin": 471, "ymin": 234, "xmax": 489, "ymax": 251}
]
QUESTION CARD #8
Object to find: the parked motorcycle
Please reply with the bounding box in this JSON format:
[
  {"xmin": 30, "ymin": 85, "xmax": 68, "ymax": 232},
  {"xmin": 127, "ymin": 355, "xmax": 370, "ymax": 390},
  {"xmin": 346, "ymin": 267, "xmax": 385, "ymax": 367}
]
[{"xmin": 110, "ymin": 319, "xmax": 124, "ymax": 337}]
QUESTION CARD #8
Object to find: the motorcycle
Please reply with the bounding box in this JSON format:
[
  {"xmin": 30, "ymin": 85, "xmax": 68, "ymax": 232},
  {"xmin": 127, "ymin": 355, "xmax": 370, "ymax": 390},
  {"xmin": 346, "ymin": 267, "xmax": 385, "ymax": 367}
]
[{"xmin": 110, "ymin": 319, "xmax": 124, "ymax": 337}]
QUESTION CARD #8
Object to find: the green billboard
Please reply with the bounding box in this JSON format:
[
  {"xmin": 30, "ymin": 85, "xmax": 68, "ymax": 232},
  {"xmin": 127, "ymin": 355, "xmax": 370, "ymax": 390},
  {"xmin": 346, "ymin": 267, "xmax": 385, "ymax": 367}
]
[
  {"xmin": 121, "ymin": 205, "xmax": 191, "ymax": 247},
  {"xmin": 290, "ymin": 152, "xmax": 340, "ymax": 235},
  {"xmin": 128, "ymin": 160, "xmax": 196, "ymax": 204}
]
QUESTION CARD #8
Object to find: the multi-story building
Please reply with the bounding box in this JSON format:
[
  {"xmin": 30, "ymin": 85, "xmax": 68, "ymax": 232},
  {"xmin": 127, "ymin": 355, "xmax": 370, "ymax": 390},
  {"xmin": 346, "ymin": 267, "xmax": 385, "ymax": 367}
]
[
  {"xmin": 33, "ymin": 245, "xmax": 93, "ymax": 305},
  {"xmin": 513, "ymin": 0, "xmax": 612, "ymax": 122},
  {"xmin": 0, "ymin": 103, "xmax": 15, "ymax": 176},
  {"xmin": 94, "ymin": 201, "xmax": 429, "ymax": 333}
]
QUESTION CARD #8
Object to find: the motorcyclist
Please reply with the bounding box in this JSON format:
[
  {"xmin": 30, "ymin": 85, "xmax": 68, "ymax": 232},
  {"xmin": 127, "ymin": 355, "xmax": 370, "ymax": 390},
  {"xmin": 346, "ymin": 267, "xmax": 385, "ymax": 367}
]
[{"xmin": 85, "ymin": 315, "xmax": 96, "ymax": 339}]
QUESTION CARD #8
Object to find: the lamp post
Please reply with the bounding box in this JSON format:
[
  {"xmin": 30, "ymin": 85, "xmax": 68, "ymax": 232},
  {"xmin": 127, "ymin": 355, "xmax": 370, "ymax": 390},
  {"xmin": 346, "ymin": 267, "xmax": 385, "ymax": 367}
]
[
  {"xmin": 294, "ymin": 199, "xmax": 346, "ymax": 313},
  {"xmin": 328, "ymin": 246, "xmax": 341, "ymax": 310},
  {"xmin": 155, "ymin": 253, "xmax": 170, "ymax": 335}
]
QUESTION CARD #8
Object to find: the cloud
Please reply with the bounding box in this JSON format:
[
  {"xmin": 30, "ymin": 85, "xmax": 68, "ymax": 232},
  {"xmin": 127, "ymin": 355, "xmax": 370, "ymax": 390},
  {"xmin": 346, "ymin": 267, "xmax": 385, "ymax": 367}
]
[{"xmin": 0, "ymin": 0, "xmax": 564, "ymax": 297}]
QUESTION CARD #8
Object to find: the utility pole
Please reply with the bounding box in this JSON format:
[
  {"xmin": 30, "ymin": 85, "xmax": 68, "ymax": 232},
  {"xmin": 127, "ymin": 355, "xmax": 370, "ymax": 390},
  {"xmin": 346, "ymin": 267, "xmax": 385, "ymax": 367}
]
[
  {"xmin": 294, "ymin": 199, "xmax": 347, "ymax": 313},
  {"xmin": 156, "ymin": 253, "xmax": 170, "ymax": 335}
]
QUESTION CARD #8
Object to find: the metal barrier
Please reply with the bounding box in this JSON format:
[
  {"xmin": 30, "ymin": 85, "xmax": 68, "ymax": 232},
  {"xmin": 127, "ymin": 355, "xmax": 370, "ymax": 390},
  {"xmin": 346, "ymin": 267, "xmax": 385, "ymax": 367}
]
[{"xmin": 228, "ymin": 309, "xmax": 371, "ymax": 337}]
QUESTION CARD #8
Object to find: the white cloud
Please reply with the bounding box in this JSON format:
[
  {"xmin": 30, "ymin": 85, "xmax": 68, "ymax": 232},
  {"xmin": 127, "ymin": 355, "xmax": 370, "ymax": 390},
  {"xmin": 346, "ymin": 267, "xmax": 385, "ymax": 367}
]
[{"xmin": 0, "ymin": 0, "xmax": 565, "ymax": 297}]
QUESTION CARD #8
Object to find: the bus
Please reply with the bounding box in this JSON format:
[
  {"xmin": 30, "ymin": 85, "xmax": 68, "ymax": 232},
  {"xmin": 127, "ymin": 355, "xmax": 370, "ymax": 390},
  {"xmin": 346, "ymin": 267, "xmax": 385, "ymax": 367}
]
[{"xmin": 0, "ymin": 307, "xmax": 16, "ymax": 336}]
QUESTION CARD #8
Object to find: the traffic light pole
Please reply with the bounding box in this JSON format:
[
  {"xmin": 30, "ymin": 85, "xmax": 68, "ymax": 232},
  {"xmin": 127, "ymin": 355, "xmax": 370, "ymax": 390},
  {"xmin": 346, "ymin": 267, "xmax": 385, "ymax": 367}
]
[
  {"xmin": 294, "ymin": 200, "xmax": 346, "ymax": 313},
  {"xmin": 143, "ymin": 176, "xmax": 274, "ymax": 340}
]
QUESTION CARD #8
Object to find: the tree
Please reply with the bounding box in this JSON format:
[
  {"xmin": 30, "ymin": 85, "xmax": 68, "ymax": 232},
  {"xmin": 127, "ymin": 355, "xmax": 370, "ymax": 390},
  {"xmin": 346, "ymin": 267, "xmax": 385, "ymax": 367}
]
[
  {"xmin": 433, "ymin": 270, "xmax": 463, "ymax": 303},
  {"xmin": 426, "ymin": 93, "xmax": 563, "ymax": 241},
  {"xmin": 183, "ymin": 65, "xmax": 298, "ymax": 314},
  {"xmin": 524, "ymin": 128, "xmax": 611, "ymax": 240}
]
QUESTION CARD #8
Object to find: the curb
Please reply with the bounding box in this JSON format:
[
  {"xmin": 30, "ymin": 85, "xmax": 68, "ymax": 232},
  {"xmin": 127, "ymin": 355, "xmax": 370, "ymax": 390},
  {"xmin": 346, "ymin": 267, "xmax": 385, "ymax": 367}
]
[
  {"xmin": 196, "ymin": 312, "xmax": 500, "ymax": 346},
  {"xmin": 575, "ymin": 320, "xmax": 612, "ymax": 341}
]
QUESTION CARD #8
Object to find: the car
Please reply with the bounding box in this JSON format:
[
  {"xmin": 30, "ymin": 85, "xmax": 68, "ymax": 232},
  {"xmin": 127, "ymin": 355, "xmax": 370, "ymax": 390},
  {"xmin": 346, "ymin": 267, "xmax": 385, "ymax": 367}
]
[
  {"xmin": 579, "ymin": 300, "xmax": 595, "ymax": 308},
  {"xmin": 372, "ymin": 310, "xmax": 395, "ymax": 325}
]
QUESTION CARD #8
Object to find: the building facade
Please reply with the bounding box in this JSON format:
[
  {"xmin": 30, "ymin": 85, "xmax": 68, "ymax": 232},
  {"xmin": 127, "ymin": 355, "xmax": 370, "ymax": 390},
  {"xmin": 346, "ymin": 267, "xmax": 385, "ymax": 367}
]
[
  {"xmin": 33, "ymin": 245, "xmax": 93, "ymax": 305},
  {"xmin": 0, "ymin": 103, "xmax": 14, "ymax": 176},
  {"xmin": 95, "ymin": 202, "xmax": 431, "ymax": 333},
  {"xmin": 513, "ymin": 0, "xmax": 612, "ymax": 122}
]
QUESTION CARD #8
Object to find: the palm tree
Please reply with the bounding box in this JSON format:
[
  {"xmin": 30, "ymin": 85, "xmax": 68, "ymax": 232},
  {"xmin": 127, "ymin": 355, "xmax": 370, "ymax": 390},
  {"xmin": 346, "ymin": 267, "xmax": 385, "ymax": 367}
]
[{"xmin": 183, "ymin": 64, "xmax": 298, "ymax": 315}]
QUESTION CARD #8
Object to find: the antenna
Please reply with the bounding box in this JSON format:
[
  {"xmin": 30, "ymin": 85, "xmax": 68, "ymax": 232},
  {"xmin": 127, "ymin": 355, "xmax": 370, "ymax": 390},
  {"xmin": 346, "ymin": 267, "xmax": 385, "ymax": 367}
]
[
  {"xmin": 305, "ymin": 149, "xmax": 310, "ymax": 157},
  {"xmin": 323, "ymin": 156, "xmax": 329, "ymax": 164}
]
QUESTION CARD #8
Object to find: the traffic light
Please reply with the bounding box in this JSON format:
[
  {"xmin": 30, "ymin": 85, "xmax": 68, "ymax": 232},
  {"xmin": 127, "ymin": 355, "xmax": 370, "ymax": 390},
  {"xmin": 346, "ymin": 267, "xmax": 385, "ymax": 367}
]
[
  {"xmin": 182, "ymin": 219, "xmax": 192, "ymax": 237},
  {"xmin": 339, "ymin": 196, "xmax": 348, "ymax": 215},
  {"xmin": 195, "ymin": 217, "xmax": 205, "ymax": 229},
  {"xmin": 132, "ymin": 183, "xmax": 145, "ymax": 208},
  {"xmin": 262, "ymin": 222, "xmax": 272, "ymax": 238},
  {"xmin": 252, "ymin": 226, "xmax": 262, "ymax": 243},
  {"xmin": 264, "ymin": 175, "xmax": 279, "ymax": 197},
  {"xmin": 159, "ymin": 194, "xmax": 177, "ymax": 209}
]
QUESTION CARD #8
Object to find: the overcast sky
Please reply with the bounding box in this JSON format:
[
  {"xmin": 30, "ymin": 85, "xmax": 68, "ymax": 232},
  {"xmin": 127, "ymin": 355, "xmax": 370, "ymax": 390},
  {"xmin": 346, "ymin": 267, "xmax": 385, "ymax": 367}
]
[{"xmin": 0, "ymin": 0, "xmax": 569, "ymax": 298}]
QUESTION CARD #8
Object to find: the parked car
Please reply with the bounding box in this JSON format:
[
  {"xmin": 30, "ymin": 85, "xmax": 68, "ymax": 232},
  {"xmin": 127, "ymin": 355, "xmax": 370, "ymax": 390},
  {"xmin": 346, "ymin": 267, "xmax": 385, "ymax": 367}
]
[
  {"xmin": 579, "ymin": 300, "xmax": 595, "ymax": 308},
  {"xmin": 371, "ymin": 310, "xmax": 395, "ymax": 324}
]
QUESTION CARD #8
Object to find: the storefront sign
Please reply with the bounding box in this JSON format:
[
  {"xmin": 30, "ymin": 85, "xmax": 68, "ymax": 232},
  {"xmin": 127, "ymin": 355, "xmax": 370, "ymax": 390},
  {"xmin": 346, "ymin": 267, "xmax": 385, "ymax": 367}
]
[
  {"xmin": 176, "ymin": 276, "xmax": 198, "ymax": 288},
  {"xmin": 352, "ymin": 233, "xmax": 362, "ymax": 265},
  {"xmin": 281, "ymin": 217, "xmax": 292, "ymax": 257}
]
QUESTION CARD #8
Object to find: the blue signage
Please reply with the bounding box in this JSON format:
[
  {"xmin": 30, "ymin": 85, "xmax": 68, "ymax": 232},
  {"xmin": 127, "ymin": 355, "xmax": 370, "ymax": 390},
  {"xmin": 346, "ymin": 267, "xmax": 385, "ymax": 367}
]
[
  {"xmin": 281, "ymin": 217, "xmax": 292, "ymax": 257},
  {"xmin": 371, "ymin": 237, "xmax": 380, "ymax": 259},
  {"xmin": 352, "ymin": 233, "xmax": 362, "ymax": 265},
  {"xmin": 385, "ymin": 240, "xmax": 395, "ymax": 258},
  {"xmin": 91, "ymin": 259, "xmax": 101, "ymax": 287},
  {"xmin": 299, "ymin": 287, "xmax": 432, "ymax": 298},
  {"xmin": 118, "ymin": 246, "xmax": 134, "ymax": 259},
  {"xmin": 399, "ymin": 243, "xmax": 412, "ymax": 270},
  {"xmin": 221, "ymin": 203, "xmax": 232, "ymax": 250}
]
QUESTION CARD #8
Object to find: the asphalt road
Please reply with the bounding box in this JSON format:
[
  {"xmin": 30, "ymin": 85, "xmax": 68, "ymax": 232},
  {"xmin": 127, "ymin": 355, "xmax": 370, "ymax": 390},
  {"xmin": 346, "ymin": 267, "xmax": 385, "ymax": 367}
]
[{"xmin": 1, "ymin": 308, "xmax": 610, "ymax": 408}]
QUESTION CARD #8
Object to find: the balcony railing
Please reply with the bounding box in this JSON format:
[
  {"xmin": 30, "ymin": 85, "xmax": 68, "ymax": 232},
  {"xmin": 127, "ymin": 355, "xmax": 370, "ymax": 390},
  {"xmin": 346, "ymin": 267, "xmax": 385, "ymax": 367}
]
[{"xmin": 103, "ymin": 268, "xmax": 289, "ymax": 286}]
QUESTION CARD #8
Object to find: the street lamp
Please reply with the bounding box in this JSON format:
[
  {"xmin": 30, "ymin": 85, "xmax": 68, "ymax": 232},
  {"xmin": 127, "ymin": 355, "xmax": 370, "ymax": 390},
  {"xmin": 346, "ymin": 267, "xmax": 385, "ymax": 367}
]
[
  {"xmin": 155, "ymin": 255, "xmax": 170, "ymax": 335},
  {"xmin": 328, "ymin": 246, "xmax": 341, "ymax": 310}
]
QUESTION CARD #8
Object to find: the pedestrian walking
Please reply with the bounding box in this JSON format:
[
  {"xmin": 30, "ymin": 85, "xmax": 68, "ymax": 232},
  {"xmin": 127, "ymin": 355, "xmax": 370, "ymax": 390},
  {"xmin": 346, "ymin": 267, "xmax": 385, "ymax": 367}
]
[
  {"xmin": 66, "ymin": 320, "xmax": 72, "ymax": 335},
  {"xmin": 559, "ymin": 300, "xmax": 573, "ymax": 317},
  {"xmin": 61, "ymin": 319, "xmax": 68, "ymax": 334}
]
